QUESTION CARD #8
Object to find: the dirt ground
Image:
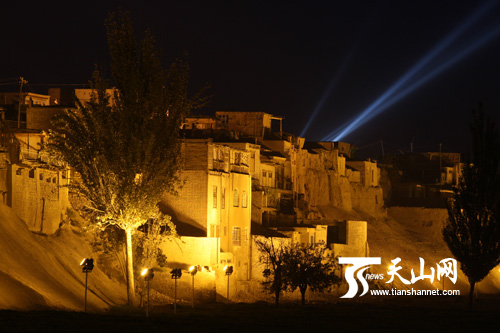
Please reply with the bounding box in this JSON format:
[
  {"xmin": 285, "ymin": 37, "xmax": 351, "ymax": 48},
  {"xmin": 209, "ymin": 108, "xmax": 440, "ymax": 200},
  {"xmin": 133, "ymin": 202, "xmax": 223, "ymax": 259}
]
[{"xmin": 1, "ymin": 295, "xmax": 500, "ymax": 332}]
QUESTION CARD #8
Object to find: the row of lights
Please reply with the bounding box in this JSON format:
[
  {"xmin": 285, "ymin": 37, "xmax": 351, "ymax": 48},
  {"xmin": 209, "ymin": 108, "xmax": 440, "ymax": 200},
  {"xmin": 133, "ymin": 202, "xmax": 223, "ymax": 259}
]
[{"xmin": 81, "ymin": 258, "xmax": 233, "ymax": 315}]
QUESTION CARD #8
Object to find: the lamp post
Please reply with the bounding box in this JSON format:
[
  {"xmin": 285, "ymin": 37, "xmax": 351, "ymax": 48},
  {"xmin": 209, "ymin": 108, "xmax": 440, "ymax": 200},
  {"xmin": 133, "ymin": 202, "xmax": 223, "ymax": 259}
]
[
  {"xmin": 189, "ymin": 266, "xmax": 198, "ymax": 308},
  {"xmin": 80, "ymin": 258, "xmax": 94, "ymax": 313},
  {"xmin": 223, "ymin": 265, "xmax": 233, "ymax": 305},
  {"xmin": 141, "ymin": 268, "xmax": 154, "ymax": 317},
  {"xmin": 170, "ymin": 268, "xmax": 182, "ymax": 314}
]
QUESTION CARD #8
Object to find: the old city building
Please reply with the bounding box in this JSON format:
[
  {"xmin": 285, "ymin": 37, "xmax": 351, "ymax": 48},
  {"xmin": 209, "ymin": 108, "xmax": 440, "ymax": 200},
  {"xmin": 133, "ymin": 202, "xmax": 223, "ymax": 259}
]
[{"xmin": 0, "ymin": 88, "xmax": 392, "ymax": 300}]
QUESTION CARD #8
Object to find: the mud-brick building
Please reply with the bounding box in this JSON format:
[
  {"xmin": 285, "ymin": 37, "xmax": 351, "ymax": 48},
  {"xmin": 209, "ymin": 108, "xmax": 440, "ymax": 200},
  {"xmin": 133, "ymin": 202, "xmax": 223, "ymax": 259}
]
[
  {"xmin": 161, "ymin": 139, "xmax": 253, "ymax": 281},
  {"xmin": 3, "ymin": 130, "xmax": 69, "ymax": 234}
]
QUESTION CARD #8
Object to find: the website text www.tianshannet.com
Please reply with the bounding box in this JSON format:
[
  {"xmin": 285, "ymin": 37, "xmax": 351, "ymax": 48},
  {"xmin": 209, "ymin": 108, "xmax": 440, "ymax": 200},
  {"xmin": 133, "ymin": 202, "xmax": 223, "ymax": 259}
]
[{"xmin": 370, "ymin": 288, "xmax": 460, "ymax": 296}]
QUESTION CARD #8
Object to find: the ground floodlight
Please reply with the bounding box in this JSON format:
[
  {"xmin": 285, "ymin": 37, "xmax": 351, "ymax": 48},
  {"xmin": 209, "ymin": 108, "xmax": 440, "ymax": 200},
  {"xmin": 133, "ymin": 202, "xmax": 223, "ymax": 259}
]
[
  {"xmin": 223, "ymin": 265, "xmax": 233, "ymax": 304},
  {"xmin": 189, "ymin": 265, "xmax": 198, "ymax": 308},
  {"xmin": 170, "ymin": 268, "xmax": 182, "ymax": 279},
  {"xmin": 142, "ymin": 268, "xmax": 154, "ymax": 281},
  {"xmin": 224, "ymin": 265, "xmax": 233, "ymax": 276},
  {"xmin": 80, "ymin": 258, "xmax": 94, "ymax": 273},
  {"xmin": 142, "ymin": 268, "xmax": 154, "ymax": 317},
  {"xmin": 170, "ymin": 268, "xmax": 182, "ymax": 314},
  {"xmin": 80, "ymin": 258, "xmax": 94, "ymax": 313}
]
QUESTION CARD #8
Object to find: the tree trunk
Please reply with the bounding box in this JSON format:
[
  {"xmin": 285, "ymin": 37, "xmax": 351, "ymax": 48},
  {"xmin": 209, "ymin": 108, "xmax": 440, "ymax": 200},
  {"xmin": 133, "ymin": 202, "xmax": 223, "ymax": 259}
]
[
  {"xmin": 468, "ymin": 281, "xmax": 475, "ymax": 307},
  {"xmin": 274, "ymin": 269, "xmax": 281, "ymax": 306},
  {"xmin": 125, "ymin": 228, "xmax": 136, "ymax": 306},
  {"xmin": 300, "ymin": 286, "xmax": 307, "ymax": 306}
]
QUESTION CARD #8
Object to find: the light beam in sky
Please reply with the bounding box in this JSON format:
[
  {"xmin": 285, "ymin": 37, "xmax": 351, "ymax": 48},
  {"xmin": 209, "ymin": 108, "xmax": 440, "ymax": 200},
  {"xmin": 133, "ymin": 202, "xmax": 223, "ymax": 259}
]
[
  {"xmin": 321, "ymin": 0, "xmax": 499, "ymax": 142},
  {"xmin": 300, "ymin": 52, "xmax": 352, "ymax": 137}
]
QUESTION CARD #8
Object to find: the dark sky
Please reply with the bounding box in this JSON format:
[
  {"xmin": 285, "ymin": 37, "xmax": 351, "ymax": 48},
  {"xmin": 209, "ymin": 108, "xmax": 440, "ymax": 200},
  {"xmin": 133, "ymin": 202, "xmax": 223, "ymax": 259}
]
[{"xmin": 2, "ymin": 0, "xmax": 500, "ymax": 158}]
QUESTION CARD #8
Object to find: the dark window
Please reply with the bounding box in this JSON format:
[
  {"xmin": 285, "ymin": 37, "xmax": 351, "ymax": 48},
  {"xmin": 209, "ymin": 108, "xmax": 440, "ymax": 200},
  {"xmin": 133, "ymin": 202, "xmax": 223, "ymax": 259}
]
[
  {"xmin": 242, "ymin": 190, "xmax": 247, "ymax": 208},
  {"xmin": 233, "ymin": 189, "xmax": 239, "ymax": 207},
  {"xmin": 213, "ymin": 185, "xmax": 217, "ymax": 209},
  {"xmin": 222, "ymin": 188, "xmax": 225, "ymax": 209},
  {"xmin": 232, "ymin": 227, "xmax": 241, "ymax": 246}
]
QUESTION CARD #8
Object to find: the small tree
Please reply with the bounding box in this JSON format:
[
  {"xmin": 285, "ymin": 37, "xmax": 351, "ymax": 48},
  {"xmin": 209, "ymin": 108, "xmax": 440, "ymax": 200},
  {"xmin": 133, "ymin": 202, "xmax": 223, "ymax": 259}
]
[
  {"xmin": 282, "ymin": 242, "xmax": 339, "ymax": 305},
  {"xmin": 255, "ymin": 236, "xmax": 288, "ymax": 306},
  {"xmin": 443, "ymin": 104, "xmax": 500, "ymax": 306},
  {"xmin": 48, "ymin": 11, "xmax": 206, "ymax": 305}
]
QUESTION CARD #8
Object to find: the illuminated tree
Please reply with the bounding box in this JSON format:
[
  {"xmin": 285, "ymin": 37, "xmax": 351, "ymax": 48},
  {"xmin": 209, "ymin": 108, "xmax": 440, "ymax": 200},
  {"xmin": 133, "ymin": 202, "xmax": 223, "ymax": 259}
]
[
  {"xmin": 48, "ymin": 11, "xmax": 207, "ymax": 305},
  {"xmin": 443, "ymin": 104, "xmax": 500, "ymax": 306},
  {"xmin": 255, "ymin": 237, "xmax": 288, "ymax": 306},
  {"xmin": 282, "ymin": 242, "xmax": 339, "ymax": 305}
]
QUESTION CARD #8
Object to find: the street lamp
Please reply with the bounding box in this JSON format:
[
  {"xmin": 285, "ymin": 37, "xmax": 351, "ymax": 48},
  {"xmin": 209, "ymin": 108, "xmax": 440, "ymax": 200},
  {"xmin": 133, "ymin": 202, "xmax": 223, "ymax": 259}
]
[
  {"xmin": 170, "ymin": 268, "xmax": 182, "ymax": 314},
  {"xmin": 223, "ymin": 265, "xmax": 233, "ymax": 305},
  {"xmin": 141, "ymin": 268, "xmax": 154, "ymax": 317},
  {"xmin": 80, "ymin": 258, "xmax": 94, "ymax": 313},
  {"xmin": 189, "ymin": 266, "xmax": 198, "ymax": 308}
]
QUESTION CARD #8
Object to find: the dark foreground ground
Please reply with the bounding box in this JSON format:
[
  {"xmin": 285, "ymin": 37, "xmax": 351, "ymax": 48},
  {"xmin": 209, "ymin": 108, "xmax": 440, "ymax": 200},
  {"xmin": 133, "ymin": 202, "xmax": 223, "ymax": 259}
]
[{"xmin": 1, "ymin": 295, "xmax": 500, "ymax": 332}]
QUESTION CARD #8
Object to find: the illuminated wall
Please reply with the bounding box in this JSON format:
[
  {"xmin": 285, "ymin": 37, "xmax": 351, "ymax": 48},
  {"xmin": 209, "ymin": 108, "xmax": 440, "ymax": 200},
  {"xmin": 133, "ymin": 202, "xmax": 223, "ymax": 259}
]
[
  {"xmin": 161, "ymin": 139, "xmax": 253, "ymax": 281},
  {"xmin": 330, "ymin": 220, "xmax": 368, "ymax": 257},
  {"xmin": 215, "ymin": 111, "xmax": 273, "ymax": 138},
  {"xmin": 8, "ymin": 164, "xmax": 69, "ymax": 234},
  {"xmin": 346, "ymin": 160, "xmax": 380, "ymax": 188}
]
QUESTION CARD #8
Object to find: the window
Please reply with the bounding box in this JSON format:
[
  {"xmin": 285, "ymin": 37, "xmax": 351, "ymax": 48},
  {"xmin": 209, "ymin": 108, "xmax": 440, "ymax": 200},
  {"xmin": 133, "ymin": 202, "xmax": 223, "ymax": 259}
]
[
  {"xmin": 213, "ymin": 185, "xmax": 217, "ymax": 208},
  {"xmin": 233, "ymin": 189, "xmax": 239, "ymax": 207},
  {"xmin": 241, "ymin": 152, "xmax": 249, "ymax": 166},
  {"xmin": 232, "ymin": 227, "xmax": 241, "ymax": 246},
  {"xmin": 221, "ymin": 188, "xmax": 225, "ymax": 209},
  {"xmin": 242, "ymin": 190, "xmax": 247, "ymax": 208}
]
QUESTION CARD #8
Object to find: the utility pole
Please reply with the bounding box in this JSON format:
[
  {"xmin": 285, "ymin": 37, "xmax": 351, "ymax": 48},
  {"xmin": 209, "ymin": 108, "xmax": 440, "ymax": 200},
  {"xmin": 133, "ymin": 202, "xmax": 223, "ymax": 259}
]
[
  {"xmin": 18, "ymin": 77, "xmax": 27, "ymax": 128},
  {"xmin": 439, "ymin": 143, "xmax": 442, "ymax": 170}
]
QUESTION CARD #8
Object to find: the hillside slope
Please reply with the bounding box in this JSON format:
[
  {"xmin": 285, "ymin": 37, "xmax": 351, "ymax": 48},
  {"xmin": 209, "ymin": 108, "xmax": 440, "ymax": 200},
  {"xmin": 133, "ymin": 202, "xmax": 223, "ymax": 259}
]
[
  {"xmin": 0, "ymin": 204, "xmax": 126, "ymax": 311},
  {"xmin": 368, "ymin": 207, "xmax": 500, "ymax": 295}
]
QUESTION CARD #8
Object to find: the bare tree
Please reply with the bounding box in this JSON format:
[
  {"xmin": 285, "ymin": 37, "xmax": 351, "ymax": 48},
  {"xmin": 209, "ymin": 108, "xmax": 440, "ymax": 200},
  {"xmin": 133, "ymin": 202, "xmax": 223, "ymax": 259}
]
[{"xmin": 255, "ymin": 236, "xmax": 288, "ymax": 306}]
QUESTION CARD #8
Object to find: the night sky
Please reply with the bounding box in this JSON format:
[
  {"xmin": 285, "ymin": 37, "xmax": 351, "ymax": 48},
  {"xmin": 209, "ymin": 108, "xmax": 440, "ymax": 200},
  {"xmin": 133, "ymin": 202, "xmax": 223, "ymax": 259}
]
[{"xmin": 2, "ymin": 0, "xmax": 500, "ymax": 158}]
